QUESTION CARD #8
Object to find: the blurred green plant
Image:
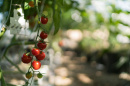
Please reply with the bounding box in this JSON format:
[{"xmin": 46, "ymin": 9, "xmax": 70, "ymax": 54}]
[{"xmin": 0, "ymin": 67, "xmax": 7, "ymax": 86}]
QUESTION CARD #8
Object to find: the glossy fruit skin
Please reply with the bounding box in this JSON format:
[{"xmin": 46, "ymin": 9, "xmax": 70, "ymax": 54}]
[
  {"xmin": 36, "ymin": 52, "xmax": 45, "ymax": 60},
  {"xmin": 37, "ymin": 73, "xmax": 43, "ymax": 78},
  {"xmin": 32, "ymin": 60, "xmax": 41, "ymax": 70},
  {"xmin": 37, "ymin": 41, "xmax": 47, "ymax": 50},
  {"xmin": 31, "ymin": 48, "xmax": 40, "ymax": 56},
  {"xmin": 40, "ymin": 31, "xmax": 48, "ymax": 39},
  {"xmin": 41, "ymin": 16, "xmax": 48, "ymax": 24},
  {"xmin": 26, "ymin": 72, "xmax": 32, "ymax": 79},
  {"xmin": 21, "ymin": 53, "xmax": 32, "ymax": 64},
  {"xmin": 29, "ymin": 1, "xmax": 34, "ymax": 7}
]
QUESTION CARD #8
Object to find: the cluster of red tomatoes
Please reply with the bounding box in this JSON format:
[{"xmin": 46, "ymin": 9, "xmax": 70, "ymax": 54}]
[
  {"xmin": 21, "ymin": 31, "xmax": 48, "ymax": 79},
  {"xmin": 21, "ymin": 0, "xmax": 49, "ymax": 83}
]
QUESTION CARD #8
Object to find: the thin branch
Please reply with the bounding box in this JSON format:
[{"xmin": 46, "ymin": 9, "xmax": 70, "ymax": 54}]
[
  {"xmin": 4, "ymin": 55, "xmax": 25, "ymax": 74},
  {"xmin": 0, "ymin": 41, "xmax": 35, "ymax": 74},
  {"xmin": 30, "ymin": 71, "xmax": 34, "ymax": 86}
]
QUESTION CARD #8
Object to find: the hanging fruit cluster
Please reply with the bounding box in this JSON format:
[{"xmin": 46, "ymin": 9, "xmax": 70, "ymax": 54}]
[
  {"xmin": 21, "ymin": 31, "xmax": 48, "ymax": 79},
  {"xmin": 0, "ymin": 0, "xmax": 62, "ymax": 85},
  {"xmin": 21, "ymin": 31, "xmax": 48, "ymax": 77},
  {"xmin": 21, "ymin": 1, "xmax": 49, "ymax": 84}
]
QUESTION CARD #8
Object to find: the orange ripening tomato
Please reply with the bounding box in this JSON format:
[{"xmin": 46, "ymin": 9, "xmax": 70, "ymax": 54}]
[
  {"xmin": 29, "ymin": 1, "xmax": 34, "ymax": 7},
  {"xmin": 58, "ymin": 40, "xmax": 64, "ymax": 47}
]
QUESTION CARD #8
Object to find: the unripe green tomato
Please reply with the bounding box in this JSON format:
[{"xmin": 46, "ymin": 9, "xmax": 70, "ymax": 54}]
[
  {"xmin": 26, "ymin": 72, "xmax": 32, "ymax": 79},
  {"xmin": 37, "ymin": 73, "xmax": 43, "ymax": 78}
]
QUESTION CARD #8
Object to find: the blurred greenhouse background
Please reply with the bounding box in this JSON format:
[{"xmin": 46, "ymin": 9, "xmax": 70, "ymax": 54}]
[{"xmin": 0, "ymin": 0, "xmax": 130, "ymax": 86}]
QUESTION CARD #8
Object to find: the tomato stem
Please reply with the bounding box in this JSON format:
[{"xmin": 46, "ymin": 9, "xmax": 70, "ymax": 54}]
[
  {"xmin": 26, "ymin": 52, "xmax": 30, "ymax": 56},
  {"xmin": 28, "ymin": 65, "xmax": 32, "ymax": 72},
  {"xmin": 30, "ymin": 71, "xmax": 35, "ymax": 86}
]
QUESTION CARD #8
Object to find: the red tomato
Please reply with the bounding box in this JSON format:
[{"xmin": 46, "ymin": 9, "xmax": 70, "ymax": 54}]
[
  {"xmin": 37, "ymin": 41, "xmax": 47, "ymax": 50},
  {"xmin": 36, "ymin": 52, "xmax": 46, "ymax": 60},
  {"xmin": 21, "ymin": 53, "xmax": 32, "ymax": 64},
  {"xmin": 41, "ymin": 16, "xmax": 48, "ymax": 24},
  {"xmin": 32, "ymin": 60, "xmax": 41, "ymax": 70},
  {"xmin": 31, "ymin": 48, "xmax": 40, "ymax": 56},
  {"xmin": 40, "ymin": 31, "xmax": 48, "ymax": 39}
]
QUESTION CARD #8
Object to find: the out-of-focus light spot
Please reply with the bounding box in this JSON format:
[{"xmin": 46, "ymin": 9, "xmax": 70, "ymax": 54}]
[
  {"xmin": 119, "ymin": 73, "xmax": 130, "ymax": 81},
  {"xmin": 71, "ymin": 10, "xmax": 82, "ymax": 22},
  {"xmin": 68, "ymin": 64, "xmax": 77, "ymax": 70},
  {"xmin": 116, "ymin": 34, "xmax": 130, "ymax": 43},
  {"xmin": 117, "ymin": 13, "xmax": 130, "ymax": 25},
  {"xmin": 96, "ymin": 64, "xmax": 104, "ymax": 70},
  {"xmin": 92, "ymin": 29, "xmax": 109, "ymax": 40},
  {"xmin": 38, "ymin": 65, "xmax": 49, "ymax": 75},
  {"xmin": 62, "ymin": 38, "xmax": 78, "ymax": 49},
  {"xmin": 55, "ymin": 67, "xmax": 69, "ymax": 77},
  {"xmin": 65, "ymin": 0, "xmax": 71, "ymax": 5},
  {"xmin": 89, "ymin": 12, "xmax": 96, "ymax": 24},
  {"xmin": 112, "ymin": 13, "xmax": 117, "ymax": 21},
  {"xmin": 43, "ymin": 11, "xmax": 48, "ymax": 16},
  {"xmin": 116, "ymin": 1, "xmax": 130, "ymax": 11},
  {"xmin": 83, "ymin": 30, "xmax": 91, "ymax": 37},
  {"xmin": 107, "ymin": 6, "xmax": 113, "ymax": 12},
  {"xmin": 118, "ymin": 24, "xmax": 130, "ymax": 35},
  {"xmin": 91, "ymin": 1, "xmax": 106, "ymax": 13},
  {"xmin": 9, "ymin": 79, "xmax": 25, "ymax": 85},
  {"xmin": 77, "ymin": 73, "xmax": 93, "ymax": 84},
  {"xmin": 75, "ymin": 0, "xmax": 86, "ymax": 9},
  {"xmin": 66, "ymin": 29, "xmax": 83, "ymax": 42},
  {"xmin": 55, "ymin": 76, "xmax": 72, "ymax": 85}
]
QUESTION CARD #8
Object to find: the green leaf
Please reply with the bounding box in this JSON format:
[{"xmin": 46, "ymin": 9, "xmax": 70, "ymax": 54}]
[
  {"xmin": 56, "ymin": 0, "xmax": 63, "ymax": 8},
  {"xmin": 0, "ymin": 0, "xmax": 10, "ymax": 12},
  {"xmin": 53, "ymin": 7, "xmax": 61, "ymax": 35},
  {"xmin": 52, "ymin": 0, "xmax": 62, "ymax": 35},
  {"xmin": 24, "ymin": 7, "xmax": 37, "ymax": 19},
  {"xmin": 24, "ymin": 2, "xmax": 31, "ymax": 10},
  {"xmin": 0, "ymin": 67, "xmax": 7, "ymax": 86}
]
